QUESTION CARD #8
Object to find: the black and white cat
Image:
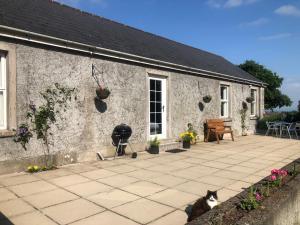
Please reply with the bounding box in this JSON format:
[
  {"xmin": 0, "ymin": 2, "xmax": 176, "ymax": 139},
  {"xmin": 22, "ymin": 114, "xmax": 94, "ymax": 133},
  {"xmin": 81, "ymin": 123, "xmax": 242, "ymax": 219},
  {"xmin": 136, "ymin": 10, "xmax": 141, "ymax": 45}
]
[{"xmin": 187, "ymin": 190, "xmax": 218, "ymax": 222}]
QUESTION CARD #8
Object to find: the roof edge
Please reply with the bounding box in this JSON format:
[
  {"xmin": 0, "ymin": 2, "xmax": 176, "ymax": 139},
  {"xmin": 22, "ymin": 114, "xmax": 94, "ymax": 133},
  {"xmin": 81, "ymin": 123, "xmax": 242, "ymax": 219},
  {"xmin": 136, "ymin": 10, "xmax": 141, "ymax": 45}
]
[{"xmin": 0, "ymin": 25, "xmax": 266, "ymax": 87}]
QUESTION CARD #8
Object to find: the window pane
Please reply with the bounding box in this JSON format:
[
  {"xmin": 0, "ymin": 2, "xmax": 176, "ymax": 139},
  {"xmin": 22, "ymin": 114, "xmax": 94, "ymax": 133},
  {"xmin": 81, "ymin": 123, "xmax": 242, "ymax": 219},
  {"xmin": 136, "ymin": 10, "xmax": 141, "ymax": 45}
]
[
  {"xmin": 251, "ymin": 103, "xmax": 254, "ymax": 115},
  {"xmin": 150, "ymin": 113, "xmax": 155, "ymax": 123},
  {"xmin": 156, "ymin": 91, "xmax": 161, "ymax": 102},
  {"xmin": 156, "ymin": 113, "xmax": 162, "ymax": 123},
  {"xmin": 0, "ymin": 91, "xmax": 4, "ymax": 127},
  {"xmin": 155, "ymin": 102, "xmax": 161, "ymax": 112},
  {"xmin": 156, "ymin": 124, "xmax": 162, "ymax": 134},
  {"xmin": 221, "ymin": 102, "xmax": 225, "ymax": 117},
  {"xmin": 150, "ymin": 123, "xmax": 156, "ymax": 135},
  {"xmin": 156, "ymin": 80, "xmax": 161, "ymax": 91},
  {"xmin": 150, "ymin": 102, "xmax": 155, "ymax": 112},
  {"xmin": 150, "ymin": 91, "xmax": 155, "ymax": 101},
  {"xmin": 220, "ymin": 86, "xmax": 227, "ymax": 100},
  {"xmin": 150, "ymin": 80, "xmax": 155, "ymax": 90},
  {"xmin": 221, "ymin": 102, "xmax": 228, "ymax": 117}
]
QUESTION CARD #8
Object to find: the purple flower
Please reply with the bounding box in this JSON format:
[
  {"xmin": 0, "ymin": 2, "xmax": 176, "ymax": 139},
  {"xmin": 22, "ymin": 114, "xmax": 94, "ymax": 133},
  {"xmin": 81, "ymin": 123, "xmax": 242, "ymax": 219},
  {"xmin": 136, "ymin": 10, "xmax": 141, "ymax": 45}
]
[{"xmin": 255, "ymin": 193, "xmax": 262, "ymax": 201}]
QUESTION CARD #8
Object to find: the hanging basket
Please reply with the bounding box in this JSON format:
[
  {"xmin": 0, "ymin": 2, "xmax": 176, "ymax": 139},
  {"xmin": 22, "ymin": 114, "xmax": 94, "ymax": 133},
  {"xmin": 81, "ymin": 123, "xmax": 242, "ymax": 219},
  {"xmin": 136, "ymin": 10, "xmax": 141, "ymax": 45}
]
[
  {"xmin": 246, "ymin": 97, "xmax": 254, "ymax": 103},
  {"xmin": 203, "ymin": 95, "xmax": 212, "ymax": 103},
  {"xmin": 96, "ymin": 87, "xmax": 111, "ymax": 100}
]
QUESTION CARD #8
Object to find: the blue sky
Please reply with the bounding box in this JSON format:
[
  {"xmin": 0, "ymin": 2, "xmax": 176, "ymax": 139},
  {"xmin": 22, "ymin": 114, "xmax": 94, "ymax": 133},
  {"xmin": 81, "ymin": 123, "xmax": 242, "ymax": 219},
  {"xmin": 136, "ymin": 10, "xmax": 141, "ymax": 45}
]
[{"xmin": 57, "ymin": 0, "xmax": 300, "ymax": 110}]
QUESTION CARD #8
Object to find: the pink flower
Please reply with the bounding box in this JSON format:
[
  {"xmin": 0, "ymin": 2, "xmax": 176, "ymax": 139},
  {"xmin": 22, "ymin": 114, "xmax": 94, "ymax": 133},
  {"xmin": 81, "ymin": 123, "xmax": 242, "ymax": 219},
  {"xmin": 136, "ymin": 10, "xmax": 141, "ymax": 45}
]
[
  {"xmin": 270, "ymin": 175, "xmax": 277, "ymax": 181},
  {"xmin": 279, "ymin": 170, "xmax": 288, "ymax": 177},
  {"xmin": 271, "ymin": 169, "xmax": 279, "ymax": 175},
  {"xmin": 255, "ymin": 193, "xmax": 262, "ymax": 201}
]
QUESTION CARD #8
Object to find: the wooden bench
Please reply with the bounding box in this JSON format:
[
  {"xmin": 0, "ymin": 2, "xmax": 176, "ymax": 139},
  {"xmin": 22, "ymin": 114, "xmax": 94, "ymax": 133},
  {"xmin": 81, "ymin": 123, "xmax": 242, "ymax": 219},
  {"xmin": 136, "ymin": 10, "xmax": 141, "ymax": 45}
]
[{"xmin": 205, "ymin": 119, "xmax": 234, "ymax": 144}]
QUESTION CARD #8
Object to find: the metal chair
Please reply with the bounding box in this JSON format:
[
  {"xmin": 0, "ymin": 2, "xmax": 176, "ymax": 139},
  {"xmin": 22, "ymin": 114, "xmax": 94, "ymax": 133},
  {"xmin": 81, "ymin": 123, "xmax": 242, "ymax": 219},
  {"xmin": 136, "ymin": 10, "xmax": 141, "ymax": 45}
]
[
  {"xmin": 281, "ymin": 122, "xmax": 298, "ymax": 139},
  {"xmin": 265, "ymin": 121, "xmax": 279, "ymax": 136}
]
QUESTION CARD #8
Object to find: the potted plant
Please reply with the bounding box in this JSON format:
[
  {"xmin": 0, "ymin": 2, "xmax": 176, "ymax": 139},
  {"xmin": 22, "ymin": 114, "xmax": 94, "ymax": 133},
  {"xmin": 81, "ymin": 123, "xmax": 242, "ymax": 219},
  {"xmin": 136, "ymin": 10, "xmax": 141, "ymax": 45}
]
[
  {"xmin": 96, "ymin": 86, "xmax": 110, "ymax": 100},
  {"xmin": 246, "ymin": 96, "xmax": 254, "ymax": 103},
  {"xmin": 148, "ymin": 137, "xmax": 160, "ymax": 154},
  {"xmin": 187, "ymin": 123, "xmax": 198, "ymax": 144},
  {"xmin": 180, "ymin": 131, "xmax": 194, "ymax": 149},
  {"xmin": 203, "ymin": 95, "xmax": 212, "ymax": 103}
]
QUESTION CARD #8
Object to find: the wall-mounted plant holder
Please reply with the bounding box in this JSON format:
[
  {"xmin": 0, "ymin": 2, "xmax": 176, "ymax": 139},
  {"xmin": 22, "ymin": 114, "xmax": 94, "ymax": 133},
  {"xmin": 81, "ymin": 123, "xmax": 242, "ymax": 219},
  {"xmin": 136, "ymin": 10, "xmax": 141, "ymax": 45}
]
[
  {"xmin": 92, "ymin": 64, "xmax": 111, "ymax": 100},
  {"xmin": 203, "ymin": 95, "xmax": 212, "ymax": 103},
  {"xmin": 246, "ymin": 97, "xmax": 254, "ymax": 103},
  {"xmin": 96, "ymin": 87, "xmax": 110, "ymax": 100}
]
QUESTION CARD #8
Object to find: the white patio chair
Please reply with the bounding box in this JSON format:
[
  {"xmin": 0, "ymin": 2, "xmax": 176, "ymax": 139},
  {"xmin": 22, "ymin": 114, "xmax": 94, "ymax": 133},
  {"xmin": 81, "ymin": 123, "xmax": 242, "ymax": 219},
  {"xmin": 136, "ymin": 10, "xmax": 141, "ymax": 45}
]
[
  {"xmin": 265, "ymin": 121, "xmax": 279, "ymax": 136},
  {"xmin": 281, "ymin": 122, "xmax": 298, "ymax": 139}
]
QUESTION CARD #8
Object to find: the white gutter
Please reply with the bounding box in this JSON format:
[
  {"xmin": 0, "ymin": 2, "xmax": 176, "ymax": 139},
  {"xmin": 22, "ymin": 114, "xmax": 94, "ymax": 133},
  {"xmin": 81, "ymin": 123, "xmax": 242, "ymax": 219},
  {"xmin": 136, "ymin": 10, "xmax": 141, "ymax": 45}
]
[{"xmin": 0, "ymin": 25, "xmax": 266, "ymax": 87}]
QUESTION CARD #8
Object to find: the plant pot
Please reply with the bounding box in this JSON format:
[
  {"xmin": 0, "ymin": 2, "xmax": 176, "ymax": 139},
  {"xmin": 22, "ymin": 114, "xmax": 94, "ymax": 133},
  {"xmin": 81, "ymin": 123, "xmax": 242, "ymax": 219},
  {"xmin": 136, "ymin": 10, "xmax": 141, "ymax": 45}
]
[
  {"xmin": 182, "ymin": 141, "xmax": 191, "ymax": 149},
  {"xmin": 96, "ymin": 87, "xmax": 110, "ymax": 100},
  {"xmin": 246, "ymin": 97, "xmax": 254, "ymax": 103},
  {"xmin": 148, "ymin": 146, "xmax": 159, "ymax": 154},
  {"xmin": 203, "ymin": 95, "xmax": 212, "ymax": 103}
]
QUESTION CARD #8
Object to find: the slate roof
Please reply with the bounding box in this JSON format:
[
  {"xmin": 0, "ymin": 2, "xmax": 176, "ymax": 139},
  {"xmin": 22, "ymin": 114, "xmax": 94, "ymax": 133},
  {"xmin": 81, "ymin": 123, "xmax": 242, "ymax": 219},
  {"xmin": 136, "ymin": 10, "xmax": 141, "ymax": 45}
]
[{"xmin": 0, "ymin": 0, "xmax": 263, "ymax": 84}]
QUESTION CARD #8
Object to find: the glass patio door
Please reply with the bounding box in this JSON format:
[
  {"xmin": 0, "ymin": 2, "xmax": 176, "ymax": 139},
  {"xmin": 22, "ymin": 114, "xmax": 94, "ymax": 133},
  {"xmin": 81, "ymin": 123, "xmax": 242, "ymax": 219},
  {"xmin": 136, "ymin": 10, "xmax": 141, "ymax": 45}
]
[{"xmin": 149, "ymin": 77, "xmax": 166, "ymax": 139}]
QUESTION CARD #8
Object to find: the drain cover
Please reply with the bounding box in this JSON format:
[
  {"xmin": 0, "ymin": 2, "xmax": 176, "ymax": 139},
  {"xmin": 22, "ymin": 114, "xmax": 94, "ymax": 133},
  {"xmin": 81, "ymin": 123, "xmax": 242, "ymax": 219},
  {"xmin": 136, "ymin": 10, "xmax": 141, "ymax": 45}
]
[{"xmin": 165, "ymin": 149, "xmax": 187, "ymax": 153}]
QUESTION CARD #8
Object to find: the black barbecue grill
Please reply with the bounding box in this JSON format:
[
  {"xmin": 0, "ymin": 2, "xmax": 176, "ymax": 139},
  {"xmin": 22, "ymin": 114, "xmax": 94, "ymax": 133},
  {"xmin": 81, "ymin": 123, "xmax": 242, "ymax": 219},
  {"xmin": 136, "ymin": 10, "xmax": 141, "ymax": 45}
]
[{"xmin": 111, "ymin": 124, "xmax": 132, "ymax": 156}]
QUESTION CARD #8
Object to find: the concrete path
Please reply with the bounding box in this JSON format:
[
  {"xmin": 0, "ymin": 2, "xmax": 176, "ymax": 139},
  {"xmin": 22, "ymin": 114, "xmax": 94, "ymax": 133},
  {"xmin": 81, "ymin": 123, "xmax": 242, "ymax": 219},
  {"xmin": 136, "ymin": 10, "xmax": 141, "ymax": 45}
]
[{"xmin": 0, "ymin": 136, "xmax": 299, "ymax": 225}]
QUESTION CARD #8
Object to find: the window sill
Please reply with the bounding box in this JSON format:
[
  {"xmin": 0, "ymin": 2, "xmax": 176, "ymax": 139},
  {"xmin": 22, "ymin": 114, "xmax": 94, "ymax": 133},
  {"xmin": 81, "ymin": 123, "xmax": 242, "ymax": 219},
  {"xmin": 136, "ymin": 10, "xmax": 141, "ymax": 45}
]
[
  {"xmin": 221, "ymin": 117, "xmax": 232, "ymax": 122},
  {"xmin": 250, "ymin": 116, "xmax": 258, "ymax": 120},
  {"xmin": 0, "ymin": 130, "xmax": 16, "ymax": 137}
]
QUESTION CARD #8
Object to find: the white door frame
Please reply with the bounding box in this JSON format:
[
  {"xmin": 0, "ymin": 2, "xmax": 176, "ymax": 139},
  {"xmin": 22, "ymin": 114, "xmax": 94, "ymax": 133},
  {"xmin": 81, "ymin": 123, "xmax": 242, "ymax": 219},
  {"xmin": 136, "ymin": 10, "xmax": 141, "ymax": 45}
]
[{"xmin": 148, "ymin": 76, "xmax": 167, "ymax": 139}]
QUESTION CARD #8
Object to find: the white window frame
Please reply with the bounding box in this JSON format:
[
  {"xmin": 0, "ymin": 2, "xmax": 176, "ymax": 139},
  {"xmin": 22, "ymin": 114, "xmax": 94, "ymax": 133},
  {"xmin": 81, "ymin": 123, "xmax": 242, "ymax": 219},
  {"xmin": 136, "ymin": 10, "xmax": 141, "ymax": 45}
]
[
  {"xmin": 0, "ymin": 53, "xmax": 7, "ymax": 130},
  {"xmin": 250, "ymin": 89, "xmax": 257, "ymax": 117},
  {"xmin": 220, "ymin": 85, "xmax": 229, "ymax": 118},
  {"xmin": 148, "ymin": 76, "xmax": 167, "ymax": 139}
]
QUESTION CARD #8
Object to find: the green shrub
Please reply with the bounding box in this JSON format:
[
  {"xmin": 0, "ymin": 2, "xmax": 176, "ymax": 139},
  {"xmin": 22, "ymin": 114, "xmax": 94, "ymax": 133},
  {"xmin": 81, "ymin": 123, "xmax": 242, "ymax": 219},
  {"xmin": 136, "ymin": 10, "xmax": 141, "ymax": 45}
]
[{"xmin": 257, "ymin": 111, "xmax": 300, "ymax": 130}]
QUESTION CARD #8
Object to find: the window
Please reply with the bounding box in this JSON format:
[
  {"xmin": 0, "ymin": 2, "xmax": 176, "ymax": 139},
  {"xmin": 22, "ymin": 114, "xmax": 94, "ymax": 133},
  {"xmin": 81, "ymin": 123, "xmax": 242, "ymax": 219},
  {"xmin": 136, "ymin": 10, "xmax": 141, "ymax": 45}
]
[
  {"xmin": 0, "ymin": 53, "xmax": 6, "ymax": 130},
  {"xmin": 220, "ymin": 85, "xmax": 229, "ymax": 118},
  {"xmin": 250, "ymin": 89, "xmax": 257, "ymax": 116}
]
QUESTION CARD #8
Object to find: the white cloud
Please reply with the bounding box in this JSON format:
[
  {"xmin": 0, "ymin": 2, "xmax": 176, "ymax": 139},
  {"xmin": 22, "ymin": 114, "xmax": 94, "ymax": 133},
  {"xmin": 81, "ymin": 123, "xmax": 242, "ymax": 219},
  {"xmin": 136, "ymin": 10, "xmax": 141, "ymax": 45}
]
[
  {"xmin": 240, "ymin": 18, "xmax": 269, "ymax": 27},
  {"xmin": 275, "ymin": 5, "xmax": 300, "ymax": 17},
  {"xmin": 206, "ymin": 0, "xmax": 223, "ymax": 8},
  {"xmin": 207, "ymin": 0, "xmax": 260, "ymax": 8},
  {"xmin": 259, "ymin": 33, "xmax": 292, "ymax": 41}
]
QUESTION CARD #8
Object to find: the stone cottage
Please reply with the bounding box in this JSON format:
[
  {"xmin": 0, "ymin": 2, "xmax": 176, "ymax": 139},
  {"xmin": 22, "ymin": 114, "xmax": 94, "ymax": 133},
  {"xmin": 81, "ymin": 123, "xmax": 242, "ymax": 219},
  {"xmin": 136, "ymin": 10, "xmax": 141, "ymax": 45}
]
[{"xmin": 0, "ymin": 0, "xmax": 265, "ymax": 173}]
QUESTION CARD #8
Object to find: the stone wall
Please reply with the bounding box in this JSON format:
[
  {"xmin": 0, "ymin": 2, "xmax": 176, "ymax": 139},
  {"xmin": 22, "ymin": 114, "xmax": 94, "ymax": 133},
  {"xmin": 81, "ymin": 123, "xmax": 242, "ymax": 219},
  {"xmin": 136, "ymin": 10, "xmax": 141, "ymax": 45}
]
[{"xmin": 0, "ymin": 40, "xmax": 264, "ymax": 172}]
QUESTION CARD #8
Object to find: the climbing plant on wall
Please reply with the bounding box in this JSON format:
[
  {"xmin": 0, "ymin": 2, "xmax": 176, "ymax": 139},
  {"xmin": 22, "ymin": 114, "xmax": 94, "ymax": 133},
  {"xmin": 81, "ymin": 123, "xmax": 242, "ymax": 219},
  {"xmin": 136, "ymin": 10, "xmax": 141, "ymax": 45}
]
[{"xmin": 14, "ymin": 83, "xmax": 77, "ymax": 168}]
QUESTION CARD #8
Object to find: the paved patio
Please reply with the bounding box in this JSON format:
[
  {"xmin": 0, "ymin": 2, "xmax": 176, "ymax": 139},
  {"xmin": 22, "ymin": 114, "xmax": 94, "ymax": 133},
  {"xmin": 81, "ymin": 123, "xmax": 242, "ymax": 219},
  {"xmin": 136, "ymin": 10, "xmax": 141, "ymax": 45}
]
[{"xmin": 0, "ymin": 135, "xmax": 299, "ymax": 225}]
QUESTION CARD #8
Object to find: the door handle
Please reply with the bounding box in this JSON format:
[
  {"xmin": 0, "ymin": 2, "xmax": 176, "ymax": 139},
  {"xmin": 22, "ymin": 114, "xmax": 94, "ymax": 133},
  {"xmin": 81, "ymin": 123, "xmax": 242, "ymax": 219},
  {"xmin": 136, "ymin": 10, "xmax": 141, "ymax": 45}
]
[{"xmin": 162, "ymin": 105, "xmax": 165, "ymax": 112}]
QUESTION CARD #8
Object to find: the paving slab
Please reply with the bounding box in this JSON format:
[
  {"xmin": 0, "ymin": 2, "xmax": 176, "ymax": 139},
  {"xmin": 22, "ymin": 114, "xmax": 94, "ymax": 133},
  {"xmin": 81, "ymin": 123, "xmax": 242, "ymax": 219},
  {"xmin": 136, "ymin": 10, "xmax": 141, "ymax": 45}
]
[
  {"xmin": 97, "ymin": 174, "xmax": 139, "ymax": 188},
  {"xmin": 49, "ymin": 174, "xmax": 90, "ymax": 187},
  {"xmin": 64, "ymin": 181, "xmax": 112, "ymax": 197},
  {"xmin": 24, "ymin": 188, "xmax": 78, "ymax": 208},
  {"xmin": 112, "ymin": 198, "xmax": 174, "ymax": 224},
  {"xmin": 87, "ymin": 189, "xmax": 140, "ymax": 209},
  {"xmin": 80, "ymin": 169, "xmax": 117, "ymax": 180},
  {"xmin": 148, "ymin": 210, "xmax": 188, "ymax": 225},
  {"xmin": 121, "ymin": 181, "xmax": 166, "ymax": 197},
  {"xmin": 70, "ymin": 211, "xmax": 140, "ymax": 225},
  {"xmin": 9, "ymin": 211, "xmax": 58, "ymax": 225},
  {"xmin": 0, "ymin": 198, "xmax": 35, "ymax": 219},
  {"xmin": 0, "ymin": 188, "xmax": 17, "ymax": 202},
  {"xmin": 0, "ymin": 174, "xmax": 40, "ymax": 187},
  {"xmin": 147, "ymin": 189, "xmax": 198, "ymax": 208},
  {"xmin": 8, "ymin": 180, "xmax": 57, "ymax": 197},
  {"xmin": 42, "ymin": 199, "xmax": 105, "ymax": 225}
]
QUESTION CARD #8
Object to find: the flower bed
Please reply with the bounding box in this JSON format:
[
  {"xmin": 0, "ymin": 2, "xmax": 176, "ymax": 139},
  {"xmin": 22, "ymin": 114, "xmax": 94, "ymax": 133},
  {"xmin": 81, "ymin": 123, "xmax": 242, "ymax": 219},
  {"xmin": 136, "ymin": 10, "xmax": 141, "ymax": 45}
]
[{"xmin": 187, "ymin": 159, "xmax": 300, "ymax": 225}]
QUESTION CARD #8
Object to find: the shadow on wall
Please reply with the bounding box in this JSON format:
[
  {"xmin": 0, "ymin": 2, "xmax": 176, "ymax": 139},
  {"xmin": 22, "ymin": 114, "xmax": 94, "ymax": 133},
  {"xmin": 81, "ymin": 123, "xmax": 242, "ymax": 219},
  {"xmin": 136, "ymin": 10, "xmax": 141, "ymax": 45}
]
[
  {"xmin": 0, "ymin": 212, "xmax": 14, "ymax": 224},
  {"xmin": 94, "ymin": 97, "xmax": 107, "ymax": 113}
]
